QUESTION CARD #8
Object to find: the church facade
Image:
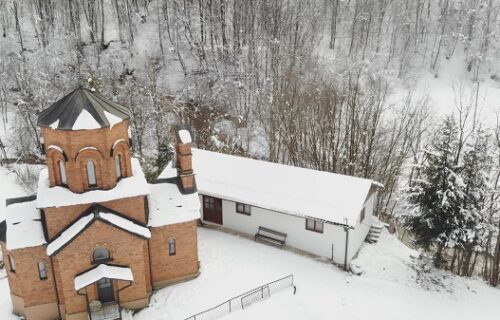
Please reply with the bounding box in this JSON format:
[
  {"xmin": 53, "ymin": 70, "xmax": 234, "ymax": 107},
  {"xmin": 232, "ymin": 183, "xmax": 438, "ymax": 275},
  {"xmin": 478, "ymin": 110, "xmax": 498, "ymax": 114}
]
[{"xmin": 0, "ymin": 88, "xmax": 200, "ymax": 320}]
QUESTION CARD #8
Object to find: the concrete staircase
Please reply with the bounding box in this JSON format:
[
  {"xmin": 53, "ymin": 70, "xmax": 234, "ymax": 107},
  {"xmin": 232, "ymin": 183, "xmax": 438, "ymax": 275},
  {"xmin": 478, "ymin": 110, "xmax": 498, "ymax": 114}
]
[{"xmin": 366, "ymin": 224, "xmax": 384, "ymax": 243}]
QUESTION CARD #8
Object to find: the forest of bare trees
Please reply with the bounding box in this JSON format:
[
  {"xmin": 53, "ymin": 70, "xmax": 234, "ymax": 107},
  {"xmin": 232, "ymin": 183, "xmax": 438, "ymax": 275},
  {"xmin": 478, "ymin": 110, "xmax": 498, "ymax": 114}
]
[{"xmin": 2, "ymin": 0, "xmax": 500, "ymax": 283}]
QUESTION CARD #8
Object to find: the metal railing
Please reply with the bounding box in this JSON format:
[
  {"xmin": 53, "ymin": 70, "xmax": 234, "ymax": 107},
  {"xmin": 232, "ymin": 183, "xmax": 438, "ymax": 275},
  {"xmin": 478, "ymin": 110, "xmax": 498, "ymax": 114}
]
[
  {"xmin": 90, "ymin": 302, "xmax": 120, "ymax": 320},
  {"xmin": 185, "ymin": 274, "xmax": 296, "ymax": 320}
]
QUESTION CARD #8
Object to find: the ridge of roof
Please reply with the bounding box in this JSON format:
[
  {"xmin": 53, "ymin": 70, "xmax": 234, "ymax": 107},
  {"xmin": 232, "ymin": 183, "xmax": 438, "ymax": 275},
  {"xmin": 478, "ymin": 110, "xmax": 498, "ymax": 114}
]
[{"xmin": 37, "ymin": 87, "xmax": 130, "ymax": 130}]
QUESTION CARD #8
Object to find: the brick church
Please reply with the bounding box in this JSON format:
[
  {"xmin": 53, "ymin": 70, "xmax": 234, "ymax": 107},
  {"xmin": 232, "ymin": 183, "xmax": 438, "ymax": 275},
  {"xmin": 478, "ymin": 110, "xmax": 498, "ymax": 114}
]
[{"xmin": 0, "ymin": 88, "xmax": 201, "ymax": 320}]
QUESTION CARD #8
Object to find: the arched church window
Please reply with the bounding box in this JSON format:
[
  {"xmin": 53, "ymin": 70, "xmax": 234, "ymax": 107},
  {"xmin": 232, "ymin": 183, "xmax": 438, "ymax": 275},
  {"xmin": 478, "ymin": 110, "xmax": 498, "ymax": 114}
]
[
  {"xmin": 93, "ymin": 247, "xmax": 111, "ymax": 264},
  {"xmin": 59, "ymin": 160, "xmax": 67, "ymax": 185},
  {"xmin": 86, "ymin": 160, "xmax": 97, "ymax": 187},
  {"xmin": 115, "ymin": 154, "xmax": 122, "ymax": 179}
]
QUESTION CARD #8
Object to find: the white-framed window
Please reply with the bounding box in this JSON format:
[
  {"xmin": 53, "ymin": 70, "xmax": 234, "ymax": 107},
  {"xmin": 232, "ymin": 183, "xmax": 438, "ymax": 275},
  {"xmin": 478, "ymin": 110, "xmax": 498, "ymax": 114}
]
[
  {"xmin": 305, "ymin": 218, "xmax": 324, "ymax": 233},
  {"xmin": 115, "ymin": 154, "xmax": 122, "ymax": 179},
  {"xmin": 8, "ymin": 255, "xmax": 15, "ymax": 273},
  {"xmin": 38, "ymin": 262, "xmax": 47, "ymax": 280},
  {"xmin": 236, "ymin": 202, "xmax": 251, "ymax": 215},
  {"xmin": 203, "ymin": 196, "xmax": 216, "ymax": 210},
  {"xmin": 169, "ymin": 239, "xmax": 176, "ymax": 256},
  {"xmin": 86, "ymin": 160, "xmax": 97, "ymax": 187},
  {"xmin": 59, "ymin": 160, "xmax": 67, "ymax": 185},
  {"xmin": 360, "ymin": 208, "xmax": 366, "ymax": 222}
]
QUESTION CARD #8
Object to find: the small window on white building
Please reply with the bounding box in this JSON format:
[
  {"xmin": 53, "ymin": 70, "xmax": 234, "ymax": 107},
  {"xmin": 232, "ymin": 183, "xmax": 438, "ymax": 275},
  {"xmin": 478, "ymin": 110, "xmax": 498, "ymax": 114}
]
[
  {"xmin": 360, "ymin": 208, "xmax": 365, "ymax": 222},
  {"xmin": 86, "ymin": 160, "xmax": 97, "ymax": 187},
  {"xmin": 115, "ymin": 154, "xmax": 122, "ymax": 179},
  {"xmin": 236, "ymin": 202, "xmax": 251, "ymax": 215},
  {"xmin": 305, "ymin": 218, "xmax": 324, "ymax": 233},
  {"xmin": 8, "ymin": 255, "xmax": 15, "ymax": 273},
  {"xmin": 38, "ymin": 262, "xmax": 47, "ymax": 280},
  {"xmin": 59, "ymin": 160, "xmax": 67, "ymax": 185},
  {"xmin": 169, "ymin": 239, "xmax": 176, "ymax": 256}
]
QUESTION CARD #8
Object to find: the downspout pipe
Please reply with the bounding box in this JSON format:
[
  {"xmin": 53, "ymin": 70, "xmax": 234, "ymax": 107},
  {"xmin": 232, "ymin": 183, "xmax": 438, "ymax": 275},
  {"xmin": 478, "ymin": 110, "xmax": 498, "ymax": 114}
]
[
  {"xmin": 344, "ymin": 226, "xmax": 350, "ymax": 271},
  {"xmin": 50, "ymin": 255, "xmax": 63, "ymax": 320}
]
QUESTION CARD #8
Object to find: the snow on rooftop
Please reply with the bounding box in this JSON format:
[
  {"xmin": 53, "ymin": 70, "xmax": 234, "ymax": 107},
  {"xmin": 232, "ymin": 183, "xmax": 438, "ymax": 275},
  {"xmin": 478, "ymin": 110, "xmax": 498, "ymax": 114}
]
[
  {"xmin": 37, "ymin": 158, "xmax": 149, "ymax": 209},
  {"xmin": 72, "ymin": 109, "xmax": 102, "ymax": 130},
  {"xmin": 99, "ymin": 212, "xmax": 151, "ymax": 238},
  {"xmin": 178, "ymin": 129, "xmax": 192, "ymax": 144},
  {"xmin": 49, "ymin": 119, "xmax": 59, "ymax": 129},
  {"xmin": 74, "ymin": 264, "xmax": 133, "ymax": 291},
  {"xmin": 161, "ymin": 148, "xmax": 378, "ymax": 227},
  {"xmin": 5, "ymin": 200, "xmax": 47, "ymax": 250},
  {"xmin": 46, "ymin": 213, "xmax": 93, "ymax": 256},
  {"xmin": 104, "ymin": 111, "xmax": 123, "ymax": 128},
  {"xmin": 148, "ymin": 182, "xmax": 200, "ymax": 227}
]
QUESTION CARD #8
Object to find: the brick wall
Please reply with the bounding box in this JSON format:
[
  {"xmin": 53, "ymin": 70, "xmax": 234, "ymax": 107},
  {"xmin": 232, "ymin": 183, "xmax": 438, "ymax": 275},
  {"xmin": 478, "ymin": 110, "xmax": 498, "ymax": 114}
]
[
  {"xmin": 1, "ymin": 243, "xmax": 57, "ymax": 308},
  {"xmin": 149, "ymin": 220, "xmax": 199, "ymax": 286},
  {"xmin": 52, "ymin": 220, "xmax": 151, "ymax": 316},
  {"xmin": 44, "ymin": 196, "xmax": 147, "ymax": 240},
  {"xmin": 42, "ymin": 120, "xmax": 132, "ymax": 193}
]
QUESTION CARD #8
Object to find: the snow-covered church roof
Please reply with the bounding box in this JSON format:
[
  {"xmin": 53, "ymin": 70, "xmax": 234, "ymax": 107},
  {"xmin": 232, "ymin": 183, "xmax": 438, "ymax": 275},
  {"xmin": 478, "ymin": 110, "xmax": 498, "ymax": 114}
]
[
  {"xmin": 161, "ymin": 148, "xmax": 382, "ymax": 227},
  {"xmin": 37, "ymin": 87, "xmax": 130, "ymax": 130},
  {"xmin": 3, "ymin": 196, "xmax": 47, "ymax": 250},
  {"xmin": 37, "ymin": 158, "xmax": 149, "ymax": 209}
]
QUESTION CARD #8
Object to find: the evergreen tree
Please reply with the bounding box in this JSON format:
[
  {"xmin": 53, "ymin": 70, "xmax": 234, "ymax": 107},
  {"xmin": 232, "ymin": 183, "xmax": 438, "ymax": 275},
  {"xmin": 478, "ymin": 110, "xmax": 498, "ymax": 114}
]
[
  {"xmin": 403, "ymin": 116, "xmax": 464, "ymax": 266},
  {"xmin": 155, "ymin": 135, "xmax": 174, "ymax": 176}
]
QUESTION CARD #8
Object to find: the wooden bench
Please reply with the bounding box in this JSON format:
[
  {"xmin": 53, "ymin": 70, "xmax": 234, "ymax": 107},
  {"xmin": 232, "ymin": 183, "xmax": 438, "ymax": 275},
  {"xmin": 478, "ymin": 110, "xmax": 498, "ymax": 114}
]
[{"xmin": 254, "ymin": 226, "xmax": 287, "ymax": 248}]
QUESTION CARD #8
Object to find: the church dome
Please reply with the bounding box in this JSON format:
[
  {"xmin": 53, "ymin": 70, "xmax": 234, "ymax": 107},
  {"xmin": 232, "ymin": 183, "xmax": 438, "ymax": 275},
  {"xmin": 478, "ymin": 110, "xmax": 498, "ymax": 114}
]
[{"xmin": 37, "ymin": 87, "xmax": 130, "ymax": 130}]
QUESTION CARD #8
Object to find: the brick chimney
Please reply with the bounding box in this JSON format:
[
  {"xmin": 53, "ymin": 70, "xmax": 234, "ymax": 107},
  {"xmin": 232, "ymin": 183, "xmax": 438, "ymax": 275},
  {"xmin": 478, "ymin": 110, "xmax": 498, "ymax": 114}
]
[{"xmin": 171, "ymin": 125, "xmax": 196, "ymax": 193}]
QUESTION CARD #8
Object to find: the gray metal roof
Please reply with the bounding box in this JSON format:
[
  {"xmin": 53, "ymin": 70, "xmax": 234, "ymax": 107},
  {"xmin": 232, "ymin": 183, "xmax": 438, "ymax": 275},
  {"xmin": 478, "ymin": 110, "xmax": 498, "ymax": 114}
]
[{"xmin": 37, "ymin": 87, "xmax": 130, "ymax": 130}]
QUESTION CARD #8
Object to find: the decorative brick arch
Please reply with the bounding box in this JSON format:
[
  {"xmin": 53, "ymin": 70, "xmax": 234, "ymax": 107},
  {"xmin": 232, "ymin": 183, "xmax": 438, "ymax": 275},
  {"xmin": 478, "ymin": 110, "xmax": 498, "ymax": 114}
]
[
  {"xmin": 76, "ymin": 147, "xmax": 105, "ymax": 190},
  {"xmin": 46, "ymin": 145, "xmax": 67, "ymax": 187},
  {"xmin": 111, "ymin": 139, "xmax": 131, "ymax": 178}
]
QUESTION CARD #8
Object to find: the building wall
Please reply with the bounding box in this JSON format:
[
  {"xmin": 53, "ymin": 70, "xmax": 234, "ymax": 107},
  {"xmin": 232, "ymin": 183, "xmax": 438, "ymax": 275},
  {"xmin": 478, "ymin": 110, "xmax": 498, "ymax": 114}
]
[
  {"xmin": 200, "ymin": 194, "xmax": 376, "ymax": 265},
  {"xmin": 52, "ymin": 220, "xmax": 151, "ymax": 317},
  {"xmin": 0, "ymin": 242, "xmax": 58, "ymax": 319},
  {"xmin": 347, "ymin": 190, "xmax": 376, "ymax": 262},
  {"xmin": 41, "ymin": 120, "xmax": 132, "ymax": 193},
  {"xmin": 44, "ymin": 196, "xmax": 147, "ymax": 240},
  {"xmin": 149, "ymin": 220, "xmax": 199, "ymax": 288}
]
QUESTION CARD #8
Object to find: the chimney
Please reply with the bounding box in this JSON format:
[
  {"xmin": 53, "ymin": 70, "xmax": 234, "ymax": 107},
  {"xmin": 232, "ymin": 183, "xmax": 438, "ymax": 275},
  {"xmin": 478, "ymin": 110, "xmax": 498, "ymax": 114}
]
[{"xmin": 171, "ymin": 125, "xmax": 195, "ymax": 193}]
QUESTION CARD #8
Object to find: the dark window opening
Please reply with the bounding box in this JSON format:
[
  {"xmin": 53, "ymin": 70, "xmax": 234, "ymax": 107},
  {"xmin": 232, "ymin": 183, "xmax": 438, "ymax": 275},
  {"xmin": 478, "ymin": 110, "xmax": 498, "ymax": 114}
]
[
  {"xmin": 93, "ymin": 247, "xmax": 111, "ymax": 264},
  {"xmin": 8, "ymin": 255, "xmax": 15, "ymax": 273},
  {"xmin": 305, "ymin": 218, "xmax": 324, "ymax": 233},
  {"xmin": 203, "ymin": 196, "xmax": 216, "ymax": 210},
  {"xmin": 236, "ymin": 202, "xmax": 251, "ymax": 215},
  {"xmin": 58, "ymin": 160, "xmax": 67, "ymax": 186},
  {"xmin": 86, "ymin": 160, "xmax": 97, "ymax": 187},
  {"xmin": 169, "ymin": 239, "xmax": 176, "ymax": 256},
  {"xmin": 38, "ymin": 262, "xmax": 47, "ymax": 280},
  {"xmin": 115, "ymin": 154, "xmax": 122, "ymax": 180}
]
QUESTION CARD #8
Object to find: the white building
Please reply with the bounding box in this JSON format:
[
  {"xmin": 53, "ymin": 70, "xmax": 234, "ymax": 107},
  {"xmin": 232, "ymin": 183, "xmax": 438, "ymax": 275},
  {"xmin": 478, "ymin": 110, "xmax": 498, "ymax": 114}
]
[{"xmin": 160, "ymin": 148, "xmax": 382, "ymax": 268}]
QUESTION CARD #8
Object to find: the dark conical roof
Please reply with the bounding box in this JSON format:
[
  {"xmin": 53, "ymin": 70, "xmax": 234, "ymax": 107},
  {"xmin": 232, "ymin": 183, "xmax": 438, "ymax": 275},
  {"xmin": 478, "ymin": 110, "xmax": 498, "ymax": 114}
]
[{"xmin": 37, "ymin": 87, "xmax": 130, "ymax": 130}]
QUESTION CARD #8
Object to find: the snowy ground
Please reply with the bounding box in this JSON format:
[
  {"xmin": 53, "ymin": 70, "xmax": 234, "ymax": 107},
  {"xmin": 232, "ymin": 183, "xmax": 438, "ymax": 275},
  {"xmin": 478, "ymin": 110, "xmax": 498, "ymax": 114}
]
[{"xmin": 131, "ymin": 228, "xmax": 500, "ymax": 320}]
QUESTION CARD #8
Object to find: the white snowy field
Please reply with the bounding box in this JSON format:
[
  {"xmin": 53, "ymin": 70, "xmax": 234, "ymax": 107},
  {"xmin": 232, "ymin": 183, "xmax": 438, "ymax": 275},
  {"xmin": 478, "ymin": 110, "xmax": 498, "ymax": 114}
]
[{"xmin": 131, "ymin": 228, "xmax": 500, "ymax": 320}]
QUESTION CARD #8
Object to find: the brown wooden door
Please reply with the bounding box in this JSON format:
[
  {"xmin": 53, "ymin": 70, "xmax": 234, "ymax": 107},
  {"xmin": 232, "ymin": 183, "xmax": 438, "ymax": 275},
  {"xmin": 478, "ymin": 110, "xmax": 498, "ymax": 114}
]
[{"xmin": 203, "ymin": 196, "xmax": 223, "ymax": 225}]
